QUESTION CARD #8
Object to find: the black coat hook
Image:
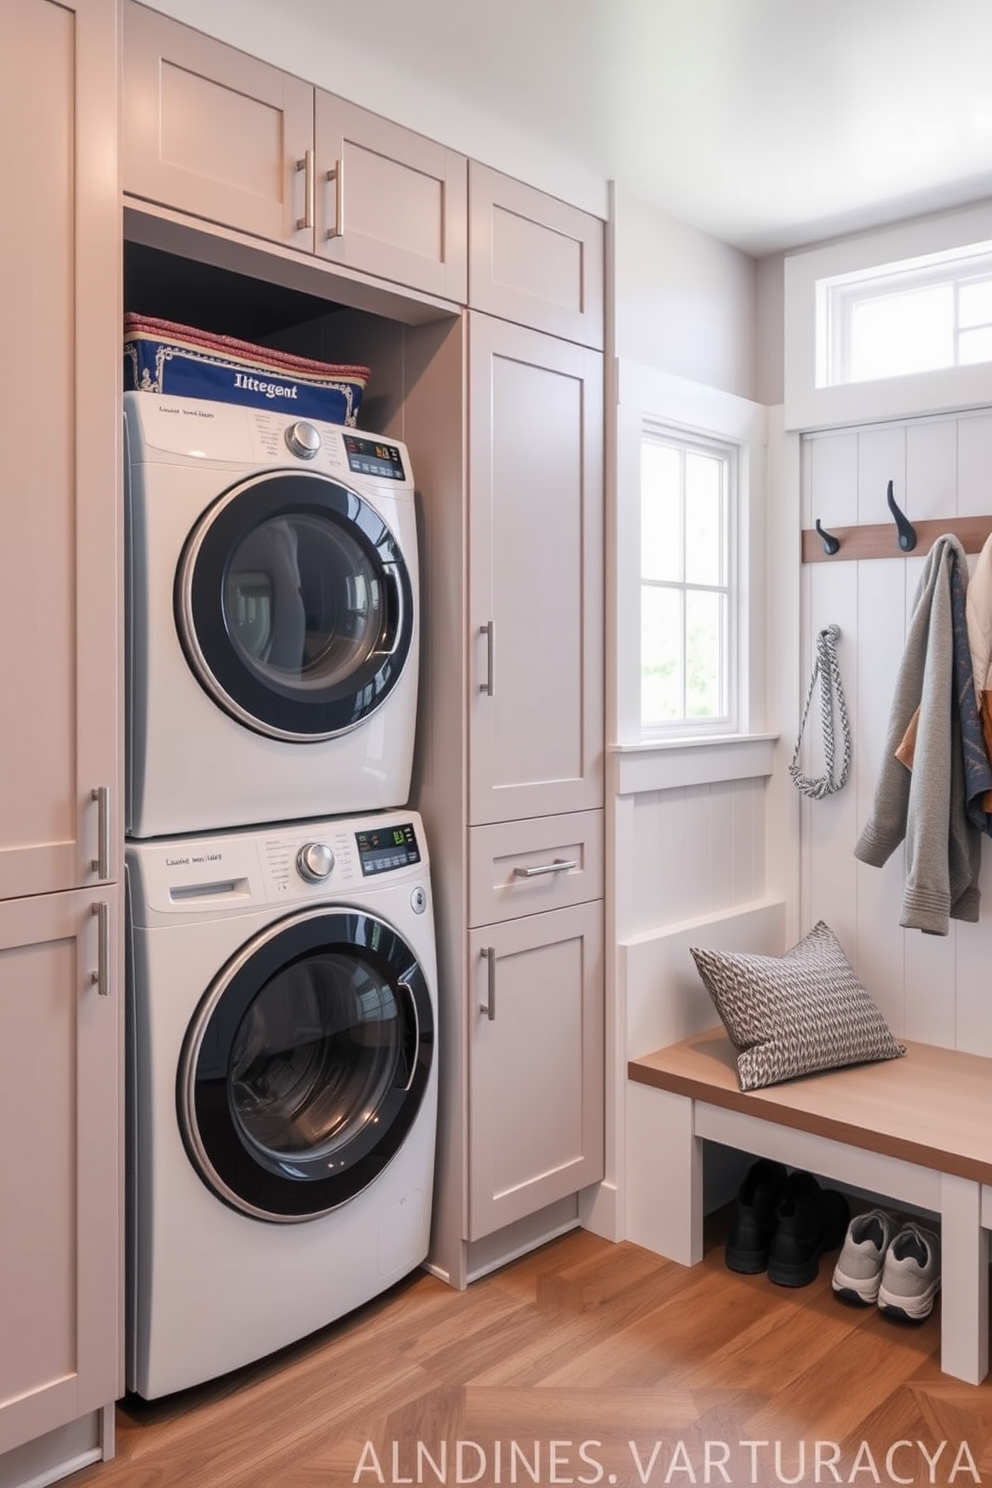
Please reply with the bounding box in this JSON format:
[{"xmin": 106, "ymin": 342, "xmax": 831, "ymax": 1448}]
[
  {"xmin": 887, "ymin": 480, "xmax": 917, "ymax": 552},
  {"xmin": 815, "ymin": 518, "xmax": 841, "ymax": 555}
]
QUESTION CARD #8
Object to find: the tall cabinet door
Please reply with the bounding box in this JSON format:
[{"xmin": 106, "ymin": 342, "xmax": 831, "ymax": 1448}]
[
  {"xmin": 0, "ymin": 0, "xmax": 121, "ymax": 903},
  {"xmin": 0, "ymin": 889, "xmax": 120, "ymax": 1455},
  {"xmin": 468, "ymin": 313, "xmax": 604, "ymax": 826},
  {"xmin": 0, "ymin": 0, "xmax": 121, "ymax": 1464}
]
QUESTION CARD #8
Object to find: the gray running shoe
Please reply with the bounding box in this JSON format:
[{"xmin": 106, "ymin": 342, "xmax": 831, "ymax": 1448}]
[
  {"xmin": 877, "ymin": 1221, "xmax": 941, "ymax": 1321},
  {"xmin": 831, "ymin": 1208, "xmax": 900, "ymax": 1304}
]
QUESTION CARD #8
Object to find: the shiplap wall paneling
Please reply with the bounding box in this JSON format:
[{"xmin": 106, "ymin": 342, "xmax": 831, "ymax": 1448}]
[
  {"xmin": 800, "ymin": 414, "xmax": 992, "ymax": 1059},
  {"xmin": 958, "ymin": 413, "xmax": 992, "ymax": 514},
  {"xmin": 617, "ymin": 780, "xmax": 766, "ymax": 942},
  {"xmin": 853, "ymin": 553, "xmax": 912, "ymax": 1036}
]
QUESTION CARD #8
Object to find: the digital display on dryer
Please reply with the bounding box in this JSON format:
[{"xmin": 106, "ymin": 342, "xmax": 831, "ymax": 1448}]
[
  {"xmin": 355, "ymin": 822, "xmax": 421, "ymax": 876},
  {"xmin": 343, "ymin": 434, "xmax": 406, "ymax": 481}
]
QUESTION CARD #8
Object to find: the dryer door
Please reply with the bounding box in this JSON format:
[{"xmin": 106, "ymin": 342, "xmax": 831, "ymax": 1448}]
[
  {"xmin": 175, "ymin": 470, "xmax": 415, "ymax": 740},
  {"xmin": 177, "ymin": 907, "xmax": 434, "ymax": 1221}
]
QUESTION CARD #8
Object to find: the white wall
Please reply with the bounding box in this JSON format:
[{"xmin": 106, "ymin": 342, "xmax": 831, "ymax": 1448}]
[{"xmin": 613, "ymin": 188, "xmax": 758, "ymax": 401}]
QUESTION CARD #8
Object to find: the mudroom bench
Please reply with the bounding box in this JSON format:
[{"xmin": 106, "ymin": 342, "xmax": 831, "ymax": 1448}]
[{"xmin": 626, "ymin": 1027, "xmax": 992, "ymax": 1385}]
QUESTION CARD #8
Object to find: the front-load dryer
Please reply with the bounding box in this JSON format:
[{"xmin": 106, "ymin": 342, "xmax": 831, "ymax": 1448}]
[
  {"xmin": 124, "ymin": 390, "xmax": 420, "ymax": 837},
  {"xmin": 125, "ymin": 809, "xmax": 437, "ymax": 1399}
]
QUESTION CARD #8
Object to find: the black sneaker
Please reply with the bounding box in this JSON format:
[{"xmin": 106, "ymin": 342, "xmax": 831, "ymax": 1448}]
[
  {"xmin": 767, "ymin": 1170, "xmax": 850, "ymax": 1287},
  {"xmin": 725, "ymin": 1158, "xmax": 788, "ymax": 1273}
]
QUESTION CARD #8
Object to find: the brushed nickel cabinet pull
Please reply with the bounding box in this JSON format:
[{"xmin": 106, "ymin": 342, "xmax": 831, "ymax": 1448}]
[
  {"xmin": 91, "ymin": 901, "xmax": 110, "ymax": 996},
  {"xmin": 325, "ymin": 158, "xmax": 344, "ymax": 239},
  {"xmin": 479, "ymin": 621, "xmax": 495, "ymax": 696},
  {"xmin": 479, "ymin": 946, "xmax": 496, "ymax": 1021},
  {"xmin": 513, "ymin": 858, "xmax": 578, "ymax": 879},
  {"xmin": 296, "ymin": 149, "xmax": 315, "ymax": 231},
  {"xmin": 90, "ymin": 786, "xmax": 110, "ymax": 880}
]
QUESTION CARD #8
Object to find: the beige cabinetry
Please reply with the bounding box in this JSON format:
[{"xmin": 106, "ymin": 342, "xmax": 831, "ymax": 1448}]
[
  {"xmin": 469, "ymin": 162, "xmax": 605, "ymax": 348},
  {"xmin": 467, "ymin": 902, "xmax": 603, "ymax": 1240},
  {"xmin": 424, "ymin": 186, "xmax": 605, "ymax": 1275},
  {"xmin": 0, "ymin": 892, "xmax": 120, "ymax": 1458},
  {"xmin": 0, "ymin": 0, "xmax": 121, "ymax": 1475},
  {"xmin": 123, "ymin": 2, "xmax": 467, "ymax": 301},
  {"xmin": 460, "ymin": 309, "xmax": 606, "ymax": 1236}
]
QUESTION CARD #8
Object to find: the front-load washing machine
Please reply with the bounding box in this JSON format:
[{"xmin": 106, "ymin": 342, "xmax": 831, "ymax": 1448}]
[
  {"xmin": 125, "ymin": 808, "xmax": 437, "ymax": 1399},
  {"xmin": 124, "ymin": 390, "xmax": 420, "ymax": 837}
]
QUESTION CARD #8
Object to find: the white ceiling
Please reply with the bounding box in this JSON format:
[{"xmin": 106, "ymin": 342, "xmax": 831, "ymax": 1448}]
[{"xmin": 273, "ymin": 0, "xmax": 992, "ymax": 257}]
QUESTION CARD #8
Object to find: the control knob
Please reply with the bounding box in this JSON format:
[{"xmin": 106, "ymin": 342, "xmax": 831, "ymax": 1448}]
[
  {"xmin": 285, "ymin": 420, "xmax": 322, "ymax": 460},
  {"xmin": 296, "ymin": 841, "xmax": 335, "ymax": 882}
]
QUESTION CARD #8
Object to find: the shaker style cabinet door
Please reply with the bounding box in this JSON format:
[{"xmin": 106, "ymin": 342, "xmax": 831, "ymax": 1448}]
[
  {"xmin": 314, "ymin": 90, "xmax": 467, "ymax": 301},
  {"xmin": 468, "ymin": 162, "xmax": 605, "ymax": 347},
  {"xmin": 0, "ymin": 0, "xmax": 120, "ymax": 901},
  {"xmin": 467, "ymin": 902, "xmax": 604, "ymax": 1242},
  {"xmin": 0, "ymin": 888, "xmax": 120, "ymax": 1455},
  {"xmin": 468, "ymin": 313, "xmax": 604, "ymax": 827},
  {"xmin": 122, "ymin": 2, "xmax": 315, "ymax": 248}
]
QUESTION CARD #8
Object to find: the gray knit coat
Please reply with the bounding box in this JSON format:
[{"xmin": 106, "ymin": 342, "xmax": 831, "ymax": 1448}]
[{"xmin": 854, "ymin": 534, "xmax": 981, "ymax": 934}]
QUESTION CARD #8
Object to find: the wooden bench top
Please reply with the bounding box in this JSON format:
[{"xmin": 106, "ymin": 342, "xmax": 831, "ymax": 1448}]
[{"xmin": 628, "ymin": 1027, "xmax": 992, "ymax": 1187}]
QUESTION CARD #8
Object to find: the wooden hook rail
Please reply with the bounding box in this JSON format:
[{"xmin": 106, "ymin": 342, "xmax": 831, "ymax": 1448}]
[{"xmin": 801, "ymin": 514, "xmax": 992, "ymax": 564}]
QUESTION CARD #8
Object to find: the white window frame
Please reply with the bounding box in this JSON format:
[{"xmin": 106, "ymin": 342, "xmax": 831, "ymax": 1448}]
[
  {"xmin": 821, "ymin": 247, "xmax": 992, "ymax": 389},
  {"xmin": 614, "ymin": 363, "xmax": 771, "ymax": 792},
  {"xmin": 784, "ymin": 201, "xmax": 992, "ymax": 431},
  {"xmin": 639, "ymin": 424, "xmax": 737, "ymax": 738}
]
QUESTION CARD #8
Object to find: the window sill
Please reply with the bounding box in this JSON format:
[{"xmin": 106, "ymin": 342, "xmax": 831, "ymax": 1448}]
[{"xmin": 610, "ymin": 733, "xmax": 778, "ymax": 796}]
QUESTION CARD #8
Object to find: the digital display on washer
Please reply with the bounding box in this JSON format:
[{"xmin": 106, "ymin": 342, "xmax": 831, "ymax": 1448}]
[
  {"xmin": 355, "ymin": 822, "xmax": 421, "ymax": 876},
  {"xmin": 343, "ymin": 433, "xmax": 406, "ymax": 481}
]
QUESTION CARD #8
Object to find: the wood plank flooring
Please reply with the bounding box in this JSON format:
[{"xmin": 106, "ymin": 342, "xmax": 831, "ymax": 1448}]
[{"xmin": 77, "ymin": 1218, "xmax": 991, "ymax": 1488}]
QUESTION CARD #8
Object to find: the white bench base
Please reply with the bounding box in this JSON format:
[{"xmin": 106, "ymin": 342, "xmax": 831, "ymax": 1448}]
[{"xmin": 626, "ymin": 1075, "xmax": 991, "ymax": 1385}]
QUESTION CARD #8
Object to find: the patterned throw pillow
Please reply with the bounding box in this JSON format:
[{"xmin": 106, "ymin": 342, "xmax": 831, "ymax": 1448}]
[{"xmin": 689, "ymin": 921, "xmax": 905, "ymax": 1092}]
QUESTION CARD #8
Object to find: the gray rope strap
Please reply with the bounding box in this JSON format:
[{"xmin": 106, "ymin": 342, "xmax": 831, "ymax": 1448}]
[{"xmin": 789, "ymin": 623, "xmax": 852, "ymax": 799}]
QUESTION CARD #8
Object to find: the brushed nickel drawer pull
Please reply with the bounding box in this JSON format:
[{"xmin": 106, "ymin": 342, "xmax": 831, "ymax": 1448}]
[
  {"xmin": 513, "ymin": 858, "xmax": 578, "ymax": 879},
  {"xmin": 91, "ymin": 901, "xmax": 110, "ymax": 996},
  {"xmin": 479, "ymin": 946, "xmax": 496, "ymax": 1021},
  {"xmin": 296, "ymin": 150, "xmax": 315, "ymax": 231},
  {"xmin": 325, "ymin": 158, "xmax": 344, "ymax": 239},
  {"xmin": 91, "ymin": 786, "xmax": 110, "ymax": 880},
  {"xmin": 480, "ymin": 621, "xmax": 495, "ymax": 696}
]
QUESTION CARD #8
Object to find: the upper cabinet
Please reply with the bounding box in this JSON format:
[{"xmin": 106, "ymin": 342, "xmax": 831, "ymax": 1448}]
[
  {"xmin": 468, "ymin": 163, "xmax": 605, "ymax": 348},
  {"xmin": 0, "ymin": 0, "xmax": 120, "ymax": 904},
  {"xmin": 122, "ymin": 4, "xmax": 312, "ymax": 246},
  {"xmin": 314, "ymin": 93, "xmax": 467, "ymax": 301},
  {"xmin": 122, "ymin": 3, "xmax": 468, "ymax": 302}
]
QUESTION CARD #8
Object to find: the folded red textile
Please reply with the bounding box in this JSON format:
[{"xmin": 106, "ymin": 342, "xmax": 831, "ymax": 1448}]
[{"xmin": 123, "ymin": 313, "xmax": 370, "ymax": 383}]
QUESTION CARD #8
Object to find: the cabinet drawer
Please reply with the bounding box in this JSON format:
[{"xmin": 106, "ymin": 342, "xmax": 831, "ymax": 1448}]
[
  {"xmin": 468, "ymin": 811, "xmax": 603, "ymax": 927},
  {"xmin": 468, "ymin": 162, "xmax": 604, "ymax": 347}
]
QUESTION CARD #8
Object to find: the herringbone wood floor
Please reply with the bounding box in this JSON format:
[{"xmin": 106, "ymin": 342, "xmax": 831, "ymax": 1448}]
[{"xmin": 76, "ymin": 1217, "xmax": 992, "ymax": 1488}]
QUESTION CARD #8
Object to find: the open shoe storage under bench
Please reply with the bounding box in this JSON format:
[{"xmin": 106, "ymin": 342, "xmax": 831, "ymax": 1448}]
[{"xmin": 627, "ymin": 1026, "xmax": 992, "ymax": 1385}]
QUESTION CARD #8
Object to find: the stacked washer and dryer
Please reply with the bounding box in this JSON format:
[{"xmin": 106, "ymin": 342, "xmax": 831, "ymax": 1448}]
[{"xmin": 123, "ymin": 390, "xmax": 438, "ymax": 1400}]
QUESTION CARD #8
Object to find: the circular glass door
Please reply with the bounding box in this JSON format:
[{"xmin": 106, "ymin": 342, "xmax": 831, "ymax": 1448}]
[
  {"xmin": 175, "ymin": 471, "xmax": 415, "ymax": 741},
  {"xmin": 177, "ymin": 908, "xmax": 434, "ymax": 1221}
]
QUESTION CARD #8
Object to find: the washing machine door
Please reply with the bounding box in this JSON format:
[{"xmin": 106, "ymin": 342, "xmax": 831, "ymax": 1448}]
[
  {"xmin": 175, "ymin": 470, "xmax": 415, "ymax": 741},
  {"xmin": 177, "ymin": 907, "xmax": 434, "ymax": 1221}
]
